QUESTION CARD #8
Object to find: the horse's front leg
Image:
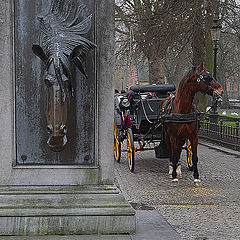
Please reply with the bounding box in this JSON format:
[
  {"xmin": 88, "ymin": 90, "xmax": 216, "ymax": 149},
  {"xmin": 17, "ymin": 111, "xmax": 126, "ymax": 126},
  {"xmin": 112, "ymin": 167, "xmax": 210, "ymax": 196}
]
[
  {"xmin": 169, "ymin": 137, "xmax": 180, "ymax": 182},
  {"xmin": 191, "ymin": 135, "xmax": 201, "ymax": 187},
  {"xmin": 165, "ymin": 133, "xmax": 174, "ymax": 178}
]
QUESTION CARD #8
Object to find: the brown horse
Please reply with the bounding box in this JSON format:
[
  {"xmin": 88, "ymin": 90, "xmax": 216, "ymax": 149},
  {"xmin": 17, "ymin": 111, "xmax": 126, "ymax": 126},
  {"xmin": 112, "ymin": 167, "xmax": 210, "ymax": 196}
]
[{"xmin": 161, "ymin": 62, "xmax": 223, "ymax": 186}]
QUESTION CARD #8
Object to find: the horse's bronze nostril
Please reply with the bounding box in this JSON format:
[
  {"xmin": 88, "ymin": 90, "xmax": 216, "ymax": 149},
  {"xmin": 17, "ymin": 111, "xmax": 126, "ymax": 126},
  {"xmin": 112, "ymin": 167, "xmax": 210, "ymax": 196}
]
[
  {"xmin": 47, "ymin": 125, "xmax": 53, "ymax": 135},
  {"xmin": 60, "ymin": 124, "xmax": 67, "ymax": 134},
  {"xmin": 47, "ymin": 135, "xmax": 67, "ymax": 152}
]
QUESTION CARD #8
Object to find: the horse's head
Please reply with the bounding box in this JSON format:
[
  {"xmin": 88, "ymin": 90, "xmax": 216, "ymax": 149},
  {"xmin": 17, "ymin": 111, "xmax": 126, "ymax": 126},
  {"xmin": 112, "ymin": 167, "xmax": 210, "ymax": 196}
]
[
  {"xmin": 32, "ymin": 45, "xmax": 82, "ymax": 152},
  {"xmin": 32, "ymin": 1, "xmax": 96, "ymax": 152},
  {"xmin": 44, "ymin": 62, "xmax": 71, "ymax": 152},
  {"xmin": 193, "ymin": 62, "xmax": 223, "ymax": 101}
]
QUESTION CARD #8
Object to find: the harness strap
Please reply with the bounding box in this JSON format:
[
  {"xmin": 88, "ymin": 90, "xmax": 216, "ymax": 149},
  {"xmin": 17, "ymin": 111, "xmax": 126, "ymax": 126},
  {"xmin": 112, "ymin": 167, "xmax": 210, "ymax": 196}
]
[
  {"xmin": 163, "ymin": 112, "xmax": 199, "ymax": 123},
  {"xmin": 161, "ymin": 94, "xmax": 175, "ymax": 117}
]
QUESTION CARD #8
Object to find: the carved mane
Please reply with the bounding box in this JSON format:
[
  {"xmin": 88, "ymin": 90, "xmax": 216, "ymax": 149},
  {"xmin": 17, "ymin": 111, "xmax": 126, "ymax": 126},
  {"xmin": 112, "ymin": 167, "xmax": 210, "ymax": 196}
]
[{"xmin": 37, "ymin": 0, "xmax": 96, "ymax": 78}]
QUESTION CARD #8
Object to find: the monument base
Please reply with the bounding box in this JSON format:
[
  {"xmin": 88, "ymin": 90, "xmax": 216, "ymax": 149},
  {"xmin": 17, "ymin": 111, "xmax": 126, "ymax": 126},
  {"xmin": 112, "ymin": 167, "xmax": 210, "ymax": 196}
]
[{"xmin": 0, "ymin": 185, "xmax": 135, "ymax": 236}]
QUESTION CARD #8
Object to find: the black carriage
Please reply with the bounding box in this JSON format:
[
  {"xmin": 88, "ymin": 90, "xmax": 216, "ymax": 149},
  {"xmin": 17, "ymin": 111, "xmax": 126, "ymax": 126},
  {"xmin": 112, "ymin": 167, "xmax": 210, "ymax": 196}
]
[{"xmin": 114, "ymin": 84, "xmax": 193, "ymax": 172}]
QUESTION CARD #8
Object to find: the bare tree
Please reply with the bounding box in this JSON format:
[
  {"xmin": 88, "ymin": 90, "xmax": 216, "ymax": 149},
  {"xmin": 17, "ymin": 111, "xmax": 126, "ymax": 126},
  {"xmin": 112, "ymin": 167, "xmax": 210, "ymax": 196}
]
[
  {"xmin": 115, "ymin": 0, "xmax": 193, "ymax": 84},
  {"xmin": 115, "ymin": 0, "xmax": 240, "ymax": 110}
]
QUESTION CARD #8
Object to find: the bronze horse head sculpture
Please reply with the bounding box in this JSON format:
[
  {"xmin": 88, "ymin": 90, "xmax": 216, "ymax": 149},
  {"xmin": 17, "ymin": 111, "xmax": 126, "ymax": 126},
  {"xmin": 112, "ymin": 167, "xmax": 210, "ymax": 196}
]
[{"xmin": 32, "ymin": 0, "xmax": 95, "ymax": 152}]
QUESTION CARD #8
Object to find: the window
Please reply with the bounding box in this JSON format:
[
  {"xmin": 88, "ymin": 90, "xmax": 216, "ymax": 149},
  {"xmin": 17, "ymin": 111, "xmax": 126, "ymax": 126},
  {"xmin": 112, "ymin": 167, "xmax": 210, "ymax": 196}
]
[{"xmin": 230, "ymin": 83, "xmax": 234, "ymax": 91}]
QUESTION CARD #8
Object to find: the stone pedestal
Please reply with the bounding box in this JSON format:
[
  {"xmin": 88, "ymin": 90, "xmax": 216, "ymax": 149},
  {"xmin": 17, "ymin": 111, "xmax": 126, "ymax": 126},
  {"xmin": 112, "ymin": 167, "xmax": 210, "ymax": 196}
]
[
  {"xmin": 0, "ymin": 185, "xmax": 135, "ymax": 235},
  {"xmin": 0, "ymin": 0, "xmax": 135, "ymax": 236}
]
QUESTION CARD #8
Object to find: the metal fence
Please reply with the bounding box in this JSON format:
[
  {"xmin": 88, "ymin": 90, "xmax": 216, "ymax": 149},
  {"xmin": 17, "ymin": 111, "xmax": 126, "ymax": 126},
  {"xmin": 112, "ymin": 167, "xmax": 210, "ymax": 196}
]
[{"xmin": 199, "ymin": 118, "xmax": 240, "ymax": 151}]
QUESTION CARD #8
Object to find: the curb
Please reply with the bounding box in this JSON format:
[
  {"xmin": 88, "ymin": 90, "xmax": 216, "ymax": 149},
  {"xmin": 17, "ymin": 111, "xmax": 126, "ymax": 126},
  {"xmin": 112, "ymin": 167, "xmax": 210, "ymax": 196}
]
[{"xmin": 199, "ymin": 139, "xmax": 240, "ymax": 157}]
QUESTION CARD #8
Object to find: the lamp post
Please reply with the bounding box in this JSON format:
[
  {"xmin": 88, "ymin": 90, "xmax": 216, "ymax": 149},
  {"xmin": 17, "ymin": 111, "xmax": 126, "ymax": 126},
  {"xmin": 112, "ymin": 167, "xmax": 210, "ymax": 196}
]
[{"xmin": 209, "ymin": 16, "xmax": 221, "ymax": 124}]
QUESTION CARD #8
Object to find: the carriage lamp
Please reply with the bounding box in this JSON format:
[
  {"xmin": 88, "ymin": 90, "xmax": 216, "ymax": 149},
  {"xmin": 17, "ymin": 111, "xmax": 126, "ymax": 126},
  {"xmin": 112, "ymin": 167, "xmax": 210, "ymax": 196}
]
[
  {"xmin": 210, "ymin": 18, "xmax": 221, "ymax": 43},
  {"xmin": 210, "ymin": 15, "xmax": 222, "ymax": 125},
  {"xmin": 121, "ymin": 98, "xmax": 130, "ymax": 108}
]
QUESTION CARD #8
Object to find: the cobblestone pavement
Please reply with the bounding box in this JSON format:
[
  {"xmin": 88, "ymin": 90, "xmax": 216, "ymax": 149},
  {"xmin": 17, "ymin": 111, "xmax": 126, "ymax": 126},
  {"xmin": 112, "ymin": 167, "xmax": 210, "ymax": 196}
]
[{"xmin": 114, "ymin": 142, "xmax": 240, "ymax": 240}]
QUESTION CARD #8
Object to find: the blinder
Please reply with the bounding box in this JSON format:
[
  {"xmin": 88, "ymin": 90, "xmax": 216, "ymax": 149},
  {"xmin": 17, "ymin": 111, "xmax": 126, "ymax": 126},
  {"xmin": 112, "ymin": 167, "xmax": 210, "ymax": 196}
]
[
  {"xmin": 196, "ymin": 68, "xmax": 218, "ymax": 94},
  {"xmin": 202, "ymin": 73, "xmax": 213, "ymax": 84}
]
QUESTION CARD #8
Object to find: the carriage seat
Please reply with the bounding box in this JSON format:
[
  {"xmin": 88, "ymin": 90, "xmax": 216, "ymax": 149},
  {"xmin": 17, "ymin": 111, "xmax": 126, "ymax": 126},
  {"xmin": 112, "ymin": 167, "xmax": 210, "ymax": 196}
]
[
  {"xmin": 130, "ymin": 84, "xmax": 176, "ymax": 94},
  {"xmin": 130, "ymin": 84, "xmax": 176, "ymax": 99}
]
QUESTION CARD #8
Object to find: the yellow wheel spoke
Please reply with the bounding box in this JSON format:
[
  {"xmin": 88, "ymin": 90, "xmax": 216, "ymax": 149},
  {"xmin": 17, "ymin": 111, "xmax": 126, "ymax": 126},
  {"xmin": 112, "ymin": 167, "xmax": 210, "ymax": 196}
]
[
  {"xmin": 127, "ymin": 130, "xmax": 133, "ymax": 170},
  {"xmin": 186, "ymin": 139, "xmax": 193, "ymax": 168},
  {"xmin": 114, "ymin": 122, "xmax": 121, "ymax": 162}
]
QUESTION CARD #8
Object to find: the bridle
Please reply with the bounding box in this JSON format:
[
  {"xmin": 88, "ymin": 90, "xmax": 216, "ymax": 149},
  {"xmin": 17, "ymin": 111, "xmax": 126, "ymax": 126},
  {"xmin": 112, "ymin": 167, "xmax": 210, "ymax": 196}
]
[{"xmin": 195, "ymin": 68, "xmax": 222, "ymax": 100}]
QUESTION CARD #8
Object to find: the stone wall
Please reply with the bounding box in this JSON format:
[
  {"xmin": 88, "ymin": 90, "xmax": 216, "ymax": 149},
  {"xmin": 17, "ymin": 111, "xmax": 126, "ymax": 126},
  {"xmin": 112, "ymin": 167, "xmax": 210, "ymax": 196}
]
[{"xmin": 0, "ymin": 0, "xmax": 115, "ymax": 186}]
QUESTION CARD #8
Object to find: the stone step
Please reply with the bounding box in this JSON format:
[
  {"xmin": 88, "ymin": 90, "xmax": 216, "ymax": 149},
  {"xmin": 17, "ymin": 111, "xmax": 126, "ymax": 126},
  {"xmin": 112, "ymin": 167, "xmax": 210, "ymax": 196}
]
[
  {"xmin": 0, "ymin": 185, "xmax": 119, "ymax": 194},
  {"xmin": 0, "ymin": 185, "xmax": 135, "ymax": 236},
  {"xmin": 0, "ymin": 235, "xmax": 131, "ymax": 240},
  {"xmin": 0, "ymin": 194, "xmax": 130, "ymax": 211}
]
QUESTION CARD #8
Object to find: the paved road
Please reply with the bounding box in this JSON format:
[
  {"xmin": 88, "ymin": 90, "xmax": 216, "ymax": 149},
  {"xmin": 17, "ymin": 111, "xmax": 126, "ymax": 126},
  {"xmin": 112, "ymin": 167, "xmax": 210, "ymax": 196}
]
[{"xmin": 114, "ymin": 141, "xmax": 240, "ymax": 240}]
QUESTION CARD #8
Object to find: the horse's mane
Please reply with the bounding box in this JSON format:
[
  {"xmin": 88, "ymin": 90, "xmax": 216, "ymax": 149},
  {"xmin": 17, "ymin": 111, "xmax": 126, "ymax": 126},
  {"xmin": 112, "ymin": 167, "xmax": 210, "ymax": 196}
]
[{"xmin": 176, "ymin": 67, "xmax": 196, "ymax": 96}]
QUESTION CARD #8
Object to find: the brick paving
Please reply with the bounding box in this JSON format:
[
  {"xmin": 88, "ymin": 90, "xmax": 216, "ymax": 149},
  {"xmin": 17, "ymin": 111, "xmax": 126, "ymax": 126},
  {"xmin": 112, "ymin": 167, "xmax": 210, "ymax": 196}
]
[{"xmin": 114, "ymin": 142, "xmax": 240, "ymax": 240}]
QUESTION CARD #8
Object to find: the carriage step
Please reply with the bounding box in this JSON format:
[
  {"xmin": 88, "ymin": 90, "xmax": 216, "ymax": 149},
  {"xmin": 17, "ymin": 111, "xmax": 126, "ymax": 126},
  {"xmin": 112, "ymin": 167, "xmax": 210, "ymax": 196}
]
[
  {"xmin": 121, "ymin": 148, "xmax": 130, "ymax": 153},
  {"xmin": 135, "ymin": 147, "xmax": 155, "ymax": 152},
  {"xmin": 121, "ymin": 148, "xmax": 155, "ymax": 153},
  {"xmin": 155, "ymin": 142, "xmax": 170, "ymax": 158}
]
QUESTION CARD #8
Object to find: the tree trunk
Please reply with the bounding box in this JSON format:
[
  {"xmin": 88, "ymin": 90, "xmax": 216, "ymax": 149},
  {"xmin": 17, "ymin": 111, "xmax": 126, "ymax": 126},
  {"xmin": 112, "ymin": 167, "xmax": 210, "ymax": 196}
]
[
  {"xmin": 148, "ymin": 56, "xmax": 165, "ymax": 84},
  {"xmin": 221, "ymin": 81, "xmax": 230, "ymax": 109},
  {"xmin": 218, "ymin": 49, "xmax": 230, "ymax": 109},
  {"xmin": 218, "ymin": 0, "xmax": 230, "ymax": 108},
  {"xmin": 191, "ymin": 0, "xmax": 206, "ymax": 108},
  {"xmin": 192, "ymin": 1, "xmax": 205, "ymax": 67},
  {"xmin": 172, "ymin": 45, "xmax": 191, "ymax": 86},
  {"xmin": 197, "ymin": 0, "xmax": 218, "ymax": 113}
]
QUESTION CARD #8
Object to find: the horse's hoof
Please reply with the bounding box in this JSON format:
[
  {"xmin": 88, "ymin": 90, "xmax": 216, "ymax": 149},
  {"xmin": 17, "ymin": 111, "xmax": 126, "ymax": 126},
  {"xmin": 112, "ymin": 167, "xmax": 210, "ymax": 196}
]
[
  {"xmin": 176, "ymin": 165, "xmax": 182, "ymax": 179},
  {"xmin": 194, "ymin": 179, "xmax": 201, "ymax": 187},
  {"xmin": 172, "ymin": 178, "xmax": 179, "ymax": 183}
]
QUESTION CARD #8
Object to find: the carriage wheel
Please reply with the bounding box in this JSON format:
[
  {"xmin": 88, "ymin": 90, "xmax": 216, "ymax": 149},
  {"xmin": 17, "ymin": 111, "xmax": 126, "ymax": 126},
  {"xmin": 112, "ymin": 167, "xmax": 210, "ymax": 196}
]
[
  {"xmin": 186, "ymin": 139, "xmax": 193, "ymax": 171},
  {"xmin": 114, "ymin": 122, "xmax": 121, "ymax": 163},
  {"xmin": 127, "ymin": 128, "xmax": 135, "ymax": 172}
]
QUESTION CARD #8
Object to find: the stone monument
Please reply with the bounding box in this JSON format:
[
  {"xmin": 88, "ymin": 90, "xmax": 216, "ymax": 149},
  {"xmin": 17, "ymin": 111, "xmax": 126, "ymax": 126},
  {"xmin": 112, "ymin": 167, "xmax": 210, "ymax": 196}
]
[{"xmin": 0, "ymin": 0, "xmax": 135, "ymax": 236}]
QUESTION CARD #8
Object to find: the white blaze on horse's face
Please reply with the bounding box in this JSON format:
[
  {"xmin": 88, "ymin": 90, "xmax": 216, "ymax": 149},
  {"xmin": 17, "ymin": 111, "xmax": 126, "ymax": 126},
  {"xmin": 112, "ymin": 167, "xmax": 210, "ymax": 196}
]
[{"xmin": 45, "ymin": 64, "xmax": 70, "ymax": 152}]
